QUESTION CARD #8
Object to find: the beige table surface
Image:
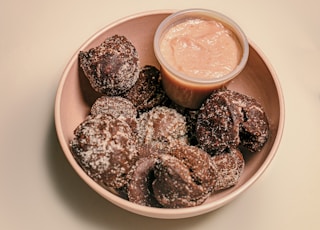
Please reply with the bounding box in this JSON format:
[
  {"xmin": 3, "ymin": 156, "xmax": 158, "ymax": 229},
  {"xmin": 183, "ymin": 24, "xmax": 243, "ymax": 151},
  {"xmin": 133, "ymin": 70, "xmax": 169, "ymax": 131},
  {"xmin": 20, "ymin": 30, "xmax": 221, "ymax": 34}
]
[{"xmin": 1, "ymin": 0, "xmax": 319, "ymax": 229}]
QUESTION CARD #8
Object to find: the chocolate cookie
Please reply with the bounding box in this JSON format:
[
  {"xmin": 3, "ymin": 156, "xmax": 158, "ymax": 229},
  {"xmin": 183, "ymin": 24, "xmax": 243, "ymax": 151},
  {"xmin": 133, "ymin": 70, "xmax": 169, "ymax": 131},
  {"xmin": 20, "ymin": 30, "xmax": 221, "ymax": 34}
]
[
  {"xmin": 167, "ymin": 101, "xmax": 199, "ymax": 145},
  {"xmin": 153, "ymin": 154, "xmax": 210, "ymax": 208},
  {"xmin": 128, "ymin": 145, "xmax": 215, "ymax": 208},
  {"xmin": 216, "ymin": 89, "xmax": 269, "ymax": 152},
  {"xmin": 211, "ymin": 148, "xmax": 245, "ymax": 191},
  {"xmin": 90, "ymin": 96, "xmax": 138, "ymax": 130},
  {"xmin": 235, "ymin": 95, "xmax": 269, "ymax": 152},
  {"xmin": 79, "ymin": 35, "xmax": 139, "ymax": 96},
  {"xmin": 123, "ymin": 65, "xmax": 168, "ymax": 113},
  {"xmin": 196, "ymin": 89, "xmax": 243, "ymax": 155},
  {"xmin": 70, "ymin": 113, "xmax": 138, "ymax": 190},
  {"xmin": 166, "ymin": 144, "xmax": 216, "ymax": 195},
  {"xmin": 136, "ymin": 106, "xmax": 188, "ymax": 153},
  {"xmin": 196, "ymin": 89, "xmax": 269, "ymax": 154},
  {"xmin": 127, "ymin": 155, "xmax": 162, "ymax": 207}
]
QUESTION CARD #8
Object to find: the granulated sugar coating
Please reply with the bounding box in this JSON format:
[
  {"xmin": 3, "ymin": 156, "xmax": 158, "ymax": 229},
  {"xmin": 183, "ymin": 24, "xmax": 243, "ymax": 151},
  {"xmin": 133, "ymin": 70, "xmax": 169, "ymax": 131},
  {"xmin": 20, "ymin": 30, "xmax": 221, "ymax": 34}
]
[
  {"xmin": 211, "ymin": 148, "xmax": 245, "ymax": 191},
  {"xmin": 90, "ymin": 96, "xmax": 138, "ymax": 130},
  {"xmin": 136, "ymin": 106, "xmax": 189, "ymax": 152}
]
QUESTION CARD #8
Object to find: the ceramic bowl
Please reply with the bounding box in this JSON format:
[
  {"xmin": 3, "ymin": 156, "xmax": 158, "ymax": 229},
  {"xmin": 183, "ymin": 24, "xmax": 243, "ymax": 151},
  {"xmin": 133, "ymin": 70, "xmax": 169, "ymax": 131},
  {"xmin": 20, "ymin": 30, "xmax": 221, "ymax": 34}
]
[{"xmin": 55, "ymin": 10, "xmax": 284, "ymax": 219}]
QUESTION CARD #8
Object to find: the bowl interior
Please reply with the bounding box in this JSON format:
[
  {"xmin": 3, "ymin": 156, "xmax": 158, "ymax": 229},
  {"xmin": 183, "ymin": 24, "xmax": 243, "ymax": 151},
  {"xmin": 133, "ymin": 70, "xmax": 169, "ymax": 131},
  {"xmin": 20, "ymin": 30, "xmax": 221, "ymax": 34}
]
[{"xmin": 55, "ymin": 10, "xmax": 284, "ymax": 219}]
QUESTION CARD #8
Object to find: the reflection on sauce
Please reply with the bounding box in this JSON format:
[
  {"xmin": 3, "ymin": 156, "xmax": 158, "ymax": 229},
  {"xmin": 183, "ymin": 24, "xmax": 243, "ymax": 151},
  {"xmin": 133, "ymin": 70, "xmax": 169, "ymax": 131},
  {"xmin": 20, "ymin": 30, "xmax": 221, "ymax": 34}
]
[{"xmin": 160, "ymin": 19, "xmax": 241, "ymax": 79}]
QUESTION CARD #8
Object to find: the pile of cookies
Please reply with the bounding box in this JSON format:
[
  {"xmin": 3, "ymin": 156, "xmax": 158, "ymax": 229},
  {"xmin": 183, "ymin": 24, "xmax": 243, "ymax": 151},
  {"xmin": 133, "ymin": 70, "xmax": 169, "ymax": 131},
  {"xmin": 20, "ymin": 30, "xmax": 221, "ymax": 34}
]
[{"xmin": 70, "ymin": 35, "xmax": 269, "ymax": 208}]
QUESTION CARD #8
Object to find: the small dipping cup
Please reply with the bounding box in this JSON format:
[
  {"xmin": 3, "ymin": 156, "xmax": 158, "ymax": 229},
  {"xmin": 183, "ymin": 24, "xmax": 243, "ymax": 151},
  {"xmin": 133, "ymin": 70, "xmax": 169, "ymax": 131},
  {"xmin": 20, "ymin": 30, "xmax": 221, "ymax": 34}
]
[{"xmin": 154, "ymin": 9, "xmax": 249, "ymax": 109}]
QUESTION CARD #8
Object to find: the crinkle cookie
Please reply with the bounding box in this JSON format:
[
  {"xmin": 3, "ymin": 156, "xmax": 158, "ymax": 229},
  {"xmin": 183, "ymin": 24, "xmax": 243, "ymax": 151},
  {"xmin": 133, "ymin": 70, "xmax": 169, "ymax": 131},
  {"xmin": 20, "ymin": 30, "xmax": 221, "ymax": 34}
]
[
  {"xmin": 211, "ymin": 148, "xmax": 245, "ymax": 191},
  {"xmin": 123, "ymin": 65, "xmax": 168, "ymax": 113},
  {"xmin": 136, "ymin": 106, "xmax": 188, "ymax": 153},
  {"xmin": 196, "ymin": 89, "xmax": 269, "ymax": 154},
  {"xmin": 90, "ymin": 96, "xmax": 137, "ymax": 130},
  {"xmin": 69, "ymin": 113, "xmax": 138, "ymax": 190},
  {"xmin": 167, "ymin": 101, "xmax": 199, "ymax": 145},
  {"xmin": 196, "ymin": 89, "xmax": 243, "ymax": 154},
  {"xmin": 127, "ymin": 145, "xmax": 216, "ymax": 208}
]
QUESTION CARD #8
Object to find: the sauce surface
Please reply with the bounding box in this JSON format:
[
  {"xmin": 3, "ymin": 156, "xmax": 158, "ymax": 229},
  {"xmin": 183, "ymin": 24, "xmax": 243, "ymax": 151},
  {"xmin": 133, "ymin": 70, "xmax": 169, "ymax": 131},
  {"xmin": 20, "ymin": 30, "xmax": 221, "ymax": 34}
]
[{"xmin": 160, "ymin": 19, "xmax": 241, "ymax": 79}]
